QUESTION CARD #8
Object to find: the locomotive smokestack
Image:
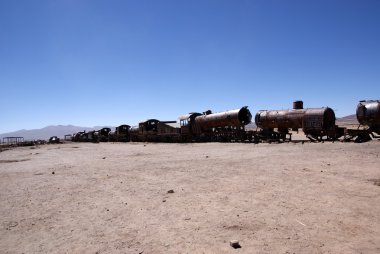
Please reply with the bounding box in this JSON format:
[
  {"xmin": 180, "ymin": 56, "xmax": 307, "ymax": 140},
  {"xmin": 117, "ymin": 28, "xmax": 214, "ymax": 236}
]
[{"xmin": 293, "ymin": 100, "xmax": 303, "ymax": 109}]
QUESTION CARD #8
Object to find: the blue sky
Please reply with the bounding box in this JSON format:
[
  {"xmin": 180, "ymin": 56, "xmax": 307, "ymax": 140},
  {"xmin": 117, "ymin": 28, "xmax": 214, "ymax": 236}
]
[{"xmin": 1, "ymin": 0, "xmax": 379, "ymax": 133}]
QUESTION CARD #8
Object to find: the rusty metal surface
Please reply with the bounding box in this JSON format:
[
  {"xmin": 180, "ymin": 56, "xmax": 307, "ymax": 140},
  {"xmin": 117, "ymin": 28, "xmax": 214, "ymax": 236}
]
[
  {"xmin": 130, "ymin": 119, "xmax": 180, "ymax": 142},
  {"xmin": 179, "ymin": 113, "xmax": 203, "ymax": 138},
  {"xmin": 293, "ymin": 100, "xmax": 304, "ymax": 109},
  {"xmin": 108, "ymin": 125, "xmax": 131, "ymax": 142},
  {"xmin": 255, "ymin": 106, "xmax": 338, "ymax": 140},
  {"xmin": 302, "ymin": 107, "xmax": 336, "ymax": 135},
  {"xmin": 194, "ymin": 106, "xmax": 252, "ymax": 130},
  {"xmin": 72, "ymin": 132, "xmax": 85, "ymax": 142},
  {"xmin": 255, "ymin": 109, "xmax": 305, "ymax": 130},
  {"xmin": 179, "ymin": 113, "xmax": 202, "ymax": 122},
  {"xmin": 356, "ymin": 100, "xmax": 380, "ymax": 131},
  {"xmin": 115, "ymin": 125, "xmax": 130, "ymax": 135},
  {"xmin": 98, "ymin": 128, "xmax": 111, "ymax": 136}
]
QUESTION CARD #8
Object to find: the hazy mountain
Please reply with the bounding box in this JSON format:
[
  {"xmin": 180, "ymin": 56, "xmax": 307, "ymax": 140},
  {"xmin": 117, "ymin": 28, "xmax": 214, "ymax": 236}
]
[
  {"xmin": 336, "ymin": 114, "xmax": 358, "ymax": 125},
  {"xmin": 0, "ymin": 125, "xmax": 114, "ymax": 141}
]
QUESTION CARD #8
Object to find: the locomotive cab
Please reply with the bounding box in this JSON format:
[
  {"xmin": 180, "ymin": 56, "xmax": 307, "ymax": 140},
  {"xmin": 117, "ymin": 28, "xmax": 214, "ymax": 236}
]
[
  {"xmin": 179, "ymin": 113, "xmax": 202, "ymax": 141},
  {"xmin": 140, "ymin": 119, "xmax": 159, "ymax": 133},
  {"xmin": 116, "ymin": 124, "xmax": 131, "ymax": 135}
]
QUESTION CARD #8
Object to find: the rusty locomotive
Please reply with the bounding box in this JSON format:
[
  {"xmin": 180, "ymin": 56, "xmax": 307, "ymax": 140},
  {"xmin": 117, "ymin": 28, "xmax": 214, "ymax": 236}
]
[
  {"xmin": 72, "ymin": 127, "xmax": 111, "ymax": 143},
  {"xmin": 343, "ymin": 100, "xmax": 380, "ymax": 142},
  {"xmin": 69, "ymin": 100, "xmax": 379, "ymax": 143},
  {"xmin": 108, "ymin": 125, "xmax": 131, "ymax": 142},
  {"xmin": 71, "ymin": 107, "xmax": 253, "ymax": 143},
  {"xmin": 126, "ymin": 106, "xmax": 252, "ymax": 142},
  {"xmin": 129, "ymin": 119, "xmax": 181, "ymax": 142},
  {"xmin": 356, "ymin": 100, "xmax": 380, "ymax": 133},
  {"xmin": 179, "ymin": 106, "xmax": 252, "ymax": 142}
]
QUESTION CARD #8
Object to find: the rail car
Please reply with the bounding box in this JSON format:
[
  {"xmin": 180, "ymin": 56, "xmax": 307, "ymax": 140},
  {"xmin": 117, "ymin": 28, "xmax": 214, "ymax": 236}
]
[
  {"xmin": 129, "ymin": 119, "xmax": 181, "ymax": 142},
  {"xmin": 96, "ymin": 127, "xmax": 111, "ymax": 142},
  {"xmin": 72, "ymin": 131, "xmax": 85, "ymax": 142},
  {"xmin": 343, "ymin": 100, "xmax": 380, "ymax": 142},
  {"xmin": 72, "ymin": 127, "xmax": 111, "ymax": 143},
  {"xmin": 357, "ymin": 100, "xmax": 380, "ymax": 133},
  {"xmin": 254, "ymin": 101, "xmax": 343, "ymax": 142},
  {"xmin": 179, "ymin": 106, "xmax": 252, "ymax": 142},
  {"xmin": 86, "ymin": 130, "xmax": 98, "ymax": 142},
  {"xmin": 66, "ymin": 100, "xmax": 379, "ymax": 144},
  {"xmin": 108, "ymin": 125, "xmax": 131, "ymax": 142}
]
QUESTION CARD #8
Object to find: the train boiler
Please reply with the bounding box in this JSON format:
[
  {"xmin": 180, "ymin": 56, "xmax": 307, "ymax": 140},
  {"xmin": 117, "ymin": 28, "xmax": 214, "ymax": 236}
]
[
  {"xmin": 356, "ymin": 100, "xmax": 380, "ymax": 133},
  {"xmin": 302, "ymin": 107, "xmax": 339, "ymax": 141},
  {"xmin": 344, "ymin": 100, "xmax": 380, "ymax": 142},
  {"xmin": 255, "ymin": 101, "xmax": 305, "ymax": 141},
  {"xmin": 255, "ymin": 101, "xmax": 340, "ymax": 141},
  {"xmin": 179, "ymin": 106, "xmax": 252, "ymax": 142}
]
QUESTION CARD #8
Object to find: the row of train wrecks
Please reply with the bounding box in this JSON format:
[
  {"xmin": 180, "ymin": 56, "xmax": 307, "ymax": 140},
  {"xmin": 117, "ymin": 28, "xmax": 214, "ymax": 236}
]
[{"xmin": 70, "ymin": 100, "xmax": 380, "ymax": 144}]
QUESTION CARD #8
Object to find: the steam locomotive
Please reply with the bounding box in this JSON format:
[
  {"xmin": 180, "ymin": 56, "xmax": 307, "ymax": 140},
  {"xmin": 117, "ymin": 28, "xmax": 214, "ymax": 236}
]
[
  {"xmin": 343, "ymin": 100, "xmax": 380, "ymax": 142},
  {"xmin": 72, "ymin": 127, "xmax": 111, "ymax": 143},
  {"xmin": 179, "ymin": 106, "xmax": 252, "ymax": 142},
  {"xmin": 108, "ymin": 125, "xmax": 130, "ymax": 142},
  {"xmin": 70, "ymin": 100, "xmax": 380, "ymax": 143}
]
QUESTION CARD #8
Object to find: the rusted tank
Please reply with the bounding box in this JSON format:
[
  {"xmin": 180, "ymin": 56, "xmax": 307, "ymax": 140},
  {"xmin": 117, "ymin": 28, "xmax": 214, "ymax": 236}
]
[
  {"xmin": 194, "ymin": 106, "xmax": 252, "ymax": 130},
  {"xmin": 302, "ymin": 107, "xmax": 337, "ymax": 139},
  {"xmin": 255, "ymin": 109, "xmax": 305, "ymax": 132},
  {"xmin": 255, "ymin": 101, "xmax": 339, "ymax": 141},
  {"xmin": 356, "ymin": 100, "xmax": 380, "ymax": 132}
]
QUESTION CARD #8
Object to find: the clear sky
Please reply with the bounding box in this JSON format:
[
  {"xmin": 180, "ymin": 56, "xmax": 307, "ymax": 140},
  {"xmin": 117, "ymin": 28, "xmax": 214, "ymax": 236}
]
[{"xmin": 1, "ymin": 0, "xmax": 379, "ymax": 133}]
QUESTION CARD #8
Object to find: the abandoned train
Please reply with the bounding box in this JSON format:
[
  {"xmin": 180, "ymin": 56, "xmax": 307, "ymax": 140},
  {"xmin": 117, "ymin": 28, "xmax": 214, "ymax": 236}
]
[
  {"xmin": 254, "ymin": 101, "xmax": 342, "ymax": 142},
  {"xmin": 70, "ymin": 100, "xmax": 380, "ymax": 143},
  {"xmin": 343, "ymin": 100, "xmax": 380, "ymax": 142},
  {"xmin": 356, "ymin": 100, "xmax": 380, "ymax": 133}
]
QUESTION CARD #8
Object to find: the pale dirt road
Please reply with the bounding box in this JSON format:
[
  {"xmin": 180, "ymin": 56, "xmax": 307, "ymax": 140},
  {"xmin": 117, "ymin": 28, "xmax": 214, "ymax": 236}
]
[{"xmin": 0, "ymin": 142, "xmax": 379, "ymax": 254}]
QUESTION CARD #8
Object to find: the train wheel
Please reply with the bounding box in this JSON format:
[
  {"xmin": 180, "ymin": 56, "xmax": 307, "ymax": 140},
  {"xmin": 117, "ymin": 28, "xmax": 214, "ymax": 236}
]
[{"xmin": 355, "ymin": 133, "xmax": 371, "ymax": 143}]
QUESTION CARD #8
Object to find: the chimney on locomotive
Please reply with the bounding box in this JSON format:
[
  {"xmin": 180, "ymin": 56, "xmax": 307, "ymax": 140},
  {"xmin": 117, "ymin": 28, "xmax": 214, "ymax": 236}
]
[{"xmin": 293, "ymin": 100, "xmax": 304, "ymax": 110}]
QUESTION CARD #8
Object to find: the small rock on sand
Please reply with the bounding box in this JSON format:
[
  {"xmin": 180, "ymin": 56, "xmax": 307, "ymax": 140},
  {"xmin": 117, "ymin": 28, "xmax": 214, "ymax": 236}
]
[{"xmin": 230, "ymin": 240, "xmax": 241, "ymax": 249}]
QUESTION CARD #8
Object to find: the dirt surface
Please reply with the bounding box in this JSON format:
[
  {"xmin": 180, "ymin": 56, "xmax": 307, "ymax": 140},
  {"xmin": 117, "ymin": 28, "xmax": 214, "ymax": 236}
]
[{"xmin": 1, "ymin": 141, "xmax": 379, "ymax": 253}]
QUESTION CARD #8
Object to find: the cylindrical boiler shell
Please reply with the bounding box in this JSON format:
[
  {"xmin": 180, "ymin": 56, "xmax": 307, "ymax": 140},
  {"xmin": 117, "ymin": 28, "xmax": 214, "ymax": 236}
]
[{"xmin": 195, "ymin": 107, "xmax": 252, "ymax": 130}]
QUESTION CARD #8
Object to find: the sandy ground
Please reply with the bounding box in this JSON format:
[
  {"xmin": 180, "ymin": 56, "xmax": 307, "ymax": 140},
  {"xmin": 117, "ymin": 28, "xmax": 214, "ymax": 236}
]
[{"xmin": 0, "ymin": 141, "xmax": 379, "ymax": 254}]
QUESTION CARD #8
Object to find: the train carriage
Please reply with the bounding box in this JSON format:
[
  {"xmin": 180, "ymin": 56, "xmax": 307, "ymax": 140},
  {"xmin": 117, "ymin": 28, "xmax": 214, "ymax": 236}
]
[
  {"xmin": 108, "ymin": 124, "xmax": 131, "ymax": 142},
  {"xmin": 255, "ymin": 101, "xmax": 342, "ymax": 142},
  {"xmin": 130, "ymin": 119, "xmax": 181, "ymax": 142}
]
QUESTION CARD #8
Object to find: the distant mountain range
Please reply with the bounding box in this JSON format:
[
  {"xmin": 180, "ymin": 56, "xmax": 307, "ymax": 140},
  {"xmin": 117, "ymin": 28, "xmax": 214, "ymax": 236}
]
[
  {"xmin": 335, "ymin": 114, "xmax": 358, "ymax": 125},
  {"xmin": 0, "ymin": 114, "xmax": 358, "ymax": 141},
  {"xmin": 0, "ymin": 125, "xmax": 114, "ymax": 141}
]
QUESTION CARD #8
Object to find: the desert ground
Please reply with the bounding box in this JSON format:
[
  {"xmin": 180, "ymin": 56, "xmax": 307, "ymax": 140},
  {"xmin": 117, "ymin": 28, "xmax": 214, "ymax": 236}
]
[{"xmin": 0, "ymin": 141, "xmax": 379, "ymax": 254}]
